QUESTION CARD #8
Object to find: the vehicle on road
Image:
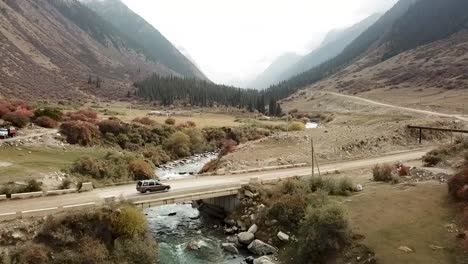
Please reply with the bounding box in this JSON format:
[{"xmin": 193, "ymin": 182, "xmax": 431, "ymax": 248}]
[
  {"xmin": 137, "ymin": 180, "xmax": 171, "ymax": 193},
  {"xmin": 0, "ymin": 127, "xmax": 16, "ymax": 139}
]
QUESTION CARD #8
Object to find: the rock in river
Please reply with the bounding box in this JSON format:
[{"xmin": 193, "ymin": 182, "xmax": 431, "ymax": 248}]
[
  {"xmin": 253, "ymin": 256, "xmax": 275, "ymax": 264},
  {"xmin": 248, "ymin": 239, "xmax": 277, "ymax": 255},
  {"xmin": 221, "ymin": 242, "xmax": 239, "ymax": 254},
  {"xmin": 238, "ymin": 232, "xmax": 255, "ymax": 245}
]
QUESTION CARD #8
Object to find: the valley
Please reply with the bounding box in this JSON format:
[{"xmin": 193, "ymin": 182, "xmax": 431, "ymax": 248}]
[{"xmin": 0, "ymin": 0, "xmax": 467, "ymax": 263}]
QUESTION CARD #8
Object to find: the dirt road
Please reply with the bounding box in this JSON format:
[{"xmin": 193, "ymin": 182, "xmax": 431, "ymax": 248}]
[
  {"xmin": 328, "ymin": 92, "xmax": 468, "ymax": 122},
  {"xmin": 0, "ymin": 148, "xmax": 429, "ymax": 215},
  {"xmin": 0, "ymin": 129, "xmax": 58, "ymax": 144}
]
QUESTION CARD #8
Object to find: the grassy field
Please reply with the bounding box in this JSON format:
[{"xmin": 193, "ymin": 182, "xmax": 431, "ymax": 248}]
[
  {"xmin": 0, "ymin": 146, "xmax": 106, "ymax": 183},
  {"xmin": 342, "ymin": 182, "xmax": 458, "ymax": 264}
]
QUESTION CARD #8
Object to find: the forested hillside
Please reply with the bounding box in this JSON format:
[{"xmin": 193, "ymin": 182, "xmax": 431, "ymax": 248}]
[{"xmin": 84, "ymin": 0, "xmax": 207, "ymax": 80}]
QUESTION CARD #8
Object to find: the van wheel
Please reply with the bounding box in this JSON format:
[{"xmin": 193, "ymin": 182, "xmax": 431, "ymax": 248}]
[
  {"xmin": 165, "ymin": 187, "xmax": 169, "ymax": 192},
  {"xmin": 145, "ymin": 189, "xmax": 151, "ymax": 194}
]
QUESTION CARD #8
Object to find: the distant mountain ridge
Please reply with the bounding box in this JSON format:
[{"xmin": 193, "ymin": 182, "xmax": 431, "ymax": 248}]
[{"xmin": 249, "ymin": 13, "xmax": 381, "ymax": 89}]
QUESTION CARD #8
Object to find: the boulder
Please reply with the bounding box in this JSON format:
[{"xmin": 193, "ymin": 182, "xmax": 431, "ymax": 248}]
[
  {"xmin": 222, "ymin": 243, "xmax": 239, "ymax": 254},
  {"xmin": 186, "ymin": 240, "xmax": 202, "ymax": 251},
  {"xmin": 277, "ymin": 231, "xmax": 289, "ymax": 242},
  {"xmin": 248, "ymin": 224, "xmax": 258, "ymax": 234},
  {"xmin": 248, "ymin": 239, "xmax": 277, "ymax": 255},
  {"xmin": 244, "ymin": 190, "xmax": 255, "ymax": 198},
  {"xmin": 238, "ymin": 232, "xmax": 255, "ymax": 245},
  {"xmin": 356, "ymin": 184, "xmax": 363, "ymax": 192},
  {"xmin": 253, "ymin": 256, "xmax": 274, "ymax": 264}
]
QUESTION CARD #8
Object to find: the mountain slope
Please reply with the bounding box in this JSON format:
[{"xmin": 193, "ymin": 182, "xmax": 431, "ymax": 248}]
[
  {"xmin": 279, "ymin": 13, "xmax": 381, "ymax": 82},
  {"xmin": 84, "ymin": 0, "xmax": 207, "ymax": 80},
  {"xmin": 282, "ymin": 0, "xmax": 468, "ymax": 112},
  {"xmin": 0, "ymin": 0, "xmax": 203, "ymax": 101},
  {"xmin": 248, "ymin": 53, "xmax": 301, "ymax": 89}
]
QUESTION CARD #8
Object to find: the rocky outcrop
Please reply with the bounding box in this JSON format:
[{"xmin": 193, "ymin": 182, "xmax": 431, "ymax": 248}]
[{"xmin": 248, "ymin": 239, "xmax": 278, "ymax": 255}]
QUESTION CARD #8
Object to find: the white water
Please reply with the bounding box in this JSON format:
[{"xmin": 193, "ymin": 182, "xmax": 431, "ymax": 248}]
[{"xmin": 156, "ymin": 153, "xmax": 218, "ymax": 180}]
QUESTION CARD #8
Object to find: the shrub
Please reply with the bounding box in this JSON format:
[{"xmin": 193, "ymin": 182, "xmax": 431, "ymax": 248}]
[
  {"xmin": 70, "ymin": 153, "xmax": 134, "ymax": 182},
  {"xmin": 397, "ymin": 163, "xmax": 411, "ymax": 176},
  {"xmin": 24, "ymin": 179, "xmax": 42, "ymax": 192},
  {"xmin": 267, "ymin": 194, "xmax": 307, "ymax": 230},
  {"xmin": 60, "ymin": 121, "xmax": 99, "ymax": 146},
  {"xmin": 288, "ymin": 121, "xmax": 305, "ymax": 131},
  {"xmin": 34, "ymin": 116, "xmax": 58, "ymax": 128},
  {"xmin": 128, "ymin": 160, "xmax": 155, "ymax": 180},
  {"xmin": 448, "ymin": 166, "xmax": 468, "ymax": 201},
  {"xmin": 165, "ymin": 117, "xmax": 176, "ymax": 125},
  {"xmin": 60, "ymin": 179, "xmax": 72, "ymax": 190},
  {"xmin": 142, "ymin": 146, "xmax": 171, "ymax": 166},
  {"xmin": 113, "ymin": 237, "xmax": 158, "ymax": 264},
  {"xmin": 3, "ymin": 111, "xmax": 30, "ymax": 128},
  {"xmin": 34, "ymin": 107, "xmax": 63, "ymax": 121},
  {"xmin": 98, "ymin": 119, "xmax": 124, "ymax": 135},
  {"xmin": 164, "ymin": 131, "xmax": 191, "ymax": 158},
  {"xmin": 12, "ymin": 243, "xmax": 50, "ymax": 264},
  {"xmin": 133, "ymin": 117, "xmax": 156, "ymax": 126},
  {"xmin": 111, "ymin": 206, "xmax": 148, "ymax": 237},
  {"xmin": 372, "ymin": 164, "xmax": 398, "ymax": 183},
  {"xmin": 71, "ymin": 157, "xmax": 101, "ymax": 178},
  {"xmin": 183, "ymin": 128, "xmax": 207, "ymax": 153},
  {"xmin": 186, "ymin": 120, "xmax": 196, "ymax": 127},
  {"xmin": 289, "ymin": 203, "xmax": 351, "ymax": 263},
  {"xmin": 310, "ymin": 176, "xmax": 355, "ymax": 196},
  {"xmin": 219, "ymin": 139, "xmax": 237, "ymax": 156},
  {"xmin": 423, "ymin": 150, "xmax": 443, "ymax": 167},
  {"xmin": 0, "ymin": 100, "xmax": 14, "ymax": 117},
  {"xmin": 64, "ymin": 109, "xmax": 98, "ymax": 122}
]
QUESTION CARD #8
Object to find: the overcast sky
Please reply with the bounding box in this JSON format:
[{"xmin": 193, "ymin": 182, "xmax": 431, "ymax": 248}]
[{"xmin": 122, "ymin": 0, "xmax": 398, "ymax": 86}]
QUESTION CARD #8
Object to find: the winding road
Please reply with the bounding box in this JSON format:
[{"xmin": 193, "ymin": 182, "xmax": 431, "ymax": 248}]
[
  {"xmin": 0, "ymin": 148, "xmax": 429, "ymax": 216},
  {"xmin": 328, "ymin": 92, "xmax": 468, "ymax": 122}
]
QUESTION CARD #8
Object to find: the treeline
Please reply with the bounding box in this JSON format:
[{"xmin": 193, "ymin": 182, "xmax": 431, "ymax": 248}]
[{"xmin": 135, "ymin": 75, "xmax": 283, "ymax": 116}]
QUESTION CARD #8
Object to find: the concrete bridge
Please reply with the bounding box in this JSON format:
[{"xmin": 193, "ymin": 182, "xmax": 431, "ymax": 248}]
[{"xmin": 0, "ymin": 149, "xmax": 429, "ymax": 221}]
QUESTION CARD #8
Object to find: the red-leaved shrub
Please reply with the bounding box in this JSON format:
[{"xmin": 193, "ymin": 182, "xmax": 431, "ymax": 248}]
[
  {"xmin": 3, "ymin": 111, "xmax": 31, "ymax": 128},
  {"xmin": 448, "ymin": 166, "xmax": 468, "ymax": 201},
  {"xmin": 60, "ymin": 121, "xmax": 99, "ymax": 146},
  {"xmin": 132, "ymin": 117, "xmax": 156, "ymax": 126},
  {"xmin": 35, "ymin": 116, "xmax": 58, "ymax": 128},
  {"xmin": 397, "ymin": 163, "xmax": 411, "ymax": 176},
  {"xmin": 0, "ymin": 100, "xmax": 14, "ymax": 118},
  {"xmin": 64, "ymin": 110, "xmax": 98, "ymax": 122},
  {"xmin": 219, "ymin": 139, "xmax": 237, "ymax": 157},
  {"xmin": 98, "ymin": 119, "xmax": 124, "ymax": 135}
]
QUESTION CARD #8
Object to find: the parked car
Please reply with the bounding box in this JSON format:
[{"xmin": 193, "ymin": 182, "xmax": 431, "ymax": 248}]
[
  {"xmin": 0, "ymin": 128, "xmax": 8, "ymax": 139},
  {"xmin": 136, "ymin": 180, "xmax": 170, "ymax": 193}
]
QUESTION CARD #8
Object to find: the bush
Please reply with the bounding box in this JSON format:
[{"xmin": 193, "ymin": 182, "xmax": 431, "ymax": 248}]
[
  {"xmin": 165, "ymin": 117, "xmax": 176, "ymax": 125},
  {"xmin": 3, "ymin": 111, "xmax": 30, "ymax": 128},
  {"xmin": 423, "ymin": 150, "xmax": 443, "ymax": 167},
  {"xmin": 309, "ymin": 176, "xmax": 355, "ymax": 196},
  {"xmin": 289, "ymin": 203, "xmax": 351, "ymax": 263},
  {"xmin": 164, "ymin": 131, "xmax": 191, "ymax": 158},
  {"xmin": 183, "ymin": 128, "xmax": 207, "ymax": 154},
  {"xmin": 60, "ymin": 179, "xmax": 72, "ymax": 190},
  {"xmin": 64, "ymin": 109, "xmax": 98, "ymax": 122},
  {"xmin": 142, "ymin": 146, "xmax": 171, "ymax": 166},
  {"xmin": 397, "ymin": 163, "xmax": 411, "ymax": 176},
  {"xmin": 267, "ymin": 194, "xmax": 308, "ymax": 230},
  {"xmin": 60, "ymin": 121, "xmax": 99, "ymax": 146},
  {"xmin": 288, "ymin": 121, "xmax": 305, "ymax": 131},
  {"xmin": 98, "ymin": 119, "xmax": 124, "ymax": 135},
  {"xmin": 34, "ymin": 116, "xmax": 58, "ymax": 128},
  {"xmin": 25, "ymin": 179, "xmax": 42, "ymax": 192},
  {"xmin": 0, "ymin": 100, "xmax": 14, "ymax": 118},
  {"xmin": 12, "ymin": 243, "xmax": 50, "ymax": 264},
  {"xmin": 111, "ymin": 206, "xmax": 148, "ymax": 237},
  {"xmin": 34, "ymin": 107, "xmax": 63, "ymax": 121},
  {"xmin": 219, "ymin": 139, "xmax": 237, "ymax": 157},
  {"xmin": 372, "ymin": 164, "xmax": 398, "ymax": 183},
  {"xmin": 128, "ymin": 159, "xmax": 155, "ymax": 180},
  {"xmin": 113, "ymin": 237, "xmax": 158, "ymax": 264},
  {"xmin": 186, "ymin": 120, "xmax": 196, "ymax": 127},
  {"xmin": 133, "ymin": 117, "xmax": 156, "ymax": 126},
  {"xmin": 448, "ymin": 166, "xmax": 468, "ymax": 201}
]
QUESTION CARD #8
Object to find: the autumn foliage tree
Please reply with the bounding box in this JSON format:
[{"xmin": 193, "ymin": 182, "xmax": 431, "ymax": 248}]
[{"xmin": 60, "ymin": 121, "xmax": 99, "ymax": 146}]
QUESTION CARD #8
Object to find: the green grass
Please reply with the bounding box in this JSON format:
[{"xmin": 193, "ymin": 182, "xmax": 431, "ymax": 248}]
[{"xmin": 0, "ymin": 146, "xmax": 106, "ymax": 183}]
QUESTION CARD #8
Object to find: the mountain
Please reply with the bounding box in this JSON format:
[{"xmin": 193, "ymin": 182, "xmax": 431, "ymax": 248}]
[
  {"xmin": 0, "ymin": 0, "xmax": 205, "ymax": 101},
  {"xmin": 249, "ymin": 14, "xmax": 380, "ymax": 90},
  {"xmin": 84, "ymin": 0, "xmax": 207, "ymax": 81},
  {"xmin": 267, "ymin": 0, "xmax": 468, "ymax": 104},
  {"xmin": 277, "ymin": 13, "xmax": 381, "ymax": 83},
  {"xmin": 248, "ymin": 53, "xmax": 301, "ymax": 89}
]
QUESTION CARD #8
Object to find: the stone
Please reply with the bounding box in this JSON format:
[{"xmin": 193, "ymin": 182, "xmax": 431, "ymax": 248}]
[
  {"xmin": 356, "ymin": 184, "xmax": 363, "ymax": 192},
  {"xmin": 244, "ymin": 190, "xmax": 255, "ymax": 198},
  {"xmin": 398, "ymin": 246, "xmax": 414, "ymax": 253},
  {"xmin": 224, "ymin": 218, "xmax": 236, "ymax": 227},
  {"xmin": 186, "ymin": 240, "xmax": 202, "ymax": 251},
  {"xmin": 245, "ymin": 256, "xmax": 255, "ymax": 264},
  {"xmin": 248, "ymin": 224, "xmax": 258, "ymax": 234},
  {"xmin": 238, "ymin": 232, "xmax": 255, "ymax": 245},
  {"xmin": 253, "ymin": 256, "xmax": 274, "ymax": 264},
  {"xmin": 80, "ymin": 182, "xmax": 93, "ymax": 192},
  {"xmin": 247, "ymin": 239, "xmax": 277, "ymax": 255},
  {"xmin": 222, "ymin": 243, "xmax": 239, "ymax": 254},
  {"xmin": 168, "ymin": 212, "xmax": 177, "ymax": 216},
  {"xmin": 277, "ymin": 231, "xmax": 289, "ymax": 242}
]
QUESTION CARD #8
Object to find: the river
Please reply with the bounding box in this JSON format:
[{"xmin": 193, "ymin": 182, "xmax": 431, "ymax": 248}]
[{"xmin": 150, "ymin": 153, "xmax": 249, "ymax": 263}]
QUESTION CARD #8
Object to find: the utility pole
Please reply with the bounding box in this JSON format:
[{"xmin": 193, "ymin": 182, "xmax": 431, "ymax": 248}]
[{"xmin": 311, "ymin": 137, "xmax": 314, "ymax": 177}]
